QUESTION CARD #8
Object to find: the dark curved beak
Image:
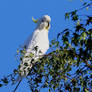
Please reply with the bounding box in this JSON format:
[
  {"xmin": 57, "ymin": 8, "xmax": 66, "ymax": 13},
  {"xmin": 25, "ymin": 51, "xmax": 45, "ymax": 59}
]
[
  {"xmin": 46, "ymin": 21, "xmax": 50, "ymax": 30},
  {"xmin": 48, "ymin": 22, "xmax": 50, "ymax": 27}
]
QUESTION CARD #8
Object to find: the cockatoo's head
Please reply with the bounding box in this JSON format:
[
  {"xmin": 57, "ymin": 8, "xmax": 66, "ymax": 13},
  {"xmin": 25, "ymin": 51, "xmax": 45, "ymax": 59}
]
[{"xmin": 32, "ymin": 15, "xmax": 51, "ymax": 30}]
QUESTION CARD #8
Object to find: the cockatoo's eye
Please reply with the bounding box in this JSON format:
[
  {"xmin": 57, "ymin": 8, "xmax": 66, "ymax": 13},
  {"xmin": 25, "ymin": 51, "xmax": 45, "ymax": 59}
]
[{"xmin": 41, "ymin": 19, "xmax": 44, "ymax": 22}]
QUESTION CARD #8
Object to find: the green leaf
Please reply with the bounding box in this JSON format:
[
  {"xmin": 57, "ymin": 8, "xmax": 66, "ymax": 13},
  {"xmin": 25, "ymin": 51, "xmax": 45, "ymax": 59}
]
[
  {"xmin": 13, "ymin": 69, "xmax": 18, "ymax": 74},
  {"xmin": 84, "ymin": 88, "xmax": 89, "ymax": 92},
  {"xmin": 73, "ymin": 87, "xmax": 80, "ymax": 92},
  {"xmin": 0, "ymin": 84, "xmax": 2, "ymax": 87},
  {"xmin": 51, "ymin": 39, "xmax": 56, "ymax": 45},
  {"xmin": 17, "ymin": 49, "xmax": 19, "ymax": 54},
  {"xmin": 72, "ymin": 15, "xmax": 78, "ymax": 21},
  {"xmin": 65, "ymin": 13, "xmax": 70, "ymax": 19},
  {"xmin": 83, "ymin": 2, "xmax": 87, "ymax": 6},
  {"xmin": 81, "ymin": 32, "xmax": 87, "ymax": 40},
  {"xmin": 29, "ymin": 53, "xmax": 34, "ymax": 57},
  {"xmin": 1, "ymin": 78, "xmax": 8, "ymax": 84},
  {"xmin": 86, "ymin": 17, "xmax": 92, "ymax": 25},
  {"xmin": 71, "ymin": 10, "xmax": 77, "ymax": 16},
  {"xmin": 24, "ymin": 62, "xmax": 28, "ymax": 66}
]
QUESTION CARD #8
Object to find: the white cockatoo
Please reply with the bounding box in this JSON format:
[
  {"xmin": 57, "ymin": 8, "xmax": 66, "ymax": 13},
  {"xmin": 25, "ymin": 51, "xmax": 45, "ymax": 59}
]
[{"xmin": 18, "ymin": 15, "xmax": 51, "ymax": 79}]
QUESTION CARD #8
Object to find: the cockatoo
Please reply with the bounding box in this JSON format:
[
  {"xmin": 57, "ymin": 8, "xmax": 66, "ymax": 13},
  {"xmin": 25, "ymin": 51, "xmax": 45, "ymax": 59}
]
[{"xmin": 18, "ymin": 15, "xmax": 51, "ymax": 79}]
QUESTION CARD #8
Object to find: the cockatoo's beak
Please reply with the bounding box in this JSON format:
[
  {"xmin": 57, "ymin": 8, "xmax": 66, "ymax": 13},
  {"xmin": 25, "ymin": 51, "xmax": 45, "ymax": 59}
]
[
  {"xmin": 46, "ymin": 22, "xmax": 50, "ymax": 30},
  {"xmin": 32, "ymin": 17, "xmax": 38, "ymax": 23}
]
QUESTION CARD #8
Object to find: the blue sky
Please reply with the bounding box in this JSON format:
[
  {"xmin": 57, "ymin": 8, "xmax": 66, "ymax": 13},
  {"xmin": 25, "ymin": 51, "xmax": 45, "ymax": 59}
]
[{"xmin": 0, "ymin": 0, "xmax": 91, "ymax": 92}]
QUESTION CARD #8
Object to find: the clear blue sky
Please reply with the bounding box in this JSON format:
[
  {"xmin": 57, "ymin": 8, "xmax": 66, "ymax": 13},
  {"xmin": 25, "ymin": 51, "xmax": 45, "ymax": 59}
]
[{"xmin": 0, "ymin": 0, "xmax": 91, "ymax": 92}]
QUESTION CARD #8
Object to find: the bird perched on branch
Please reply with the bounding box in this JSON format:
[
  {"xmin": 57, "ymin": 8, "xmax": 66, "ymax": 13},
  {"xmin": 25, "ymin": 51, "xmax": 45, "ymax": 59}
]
[{"xmin": 18, "ymin": 15, "xmax": 51, "ymax": 79}]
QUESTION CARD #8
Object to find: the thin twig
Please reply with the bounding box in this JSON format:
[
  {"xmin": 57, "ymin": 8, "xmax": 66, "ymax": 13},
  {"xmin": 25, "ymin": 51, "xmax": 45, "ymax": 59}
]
[
  {"xmin": 77, "ymin": 3, "xmax": 92, "ymax": 11},
  {"xmin": 12, "ymin": 79, "xmax": 22, "ymax": 92},
  {"xmin": 68, "ymin": 2, "xmax": 92, "ymax": 14}
]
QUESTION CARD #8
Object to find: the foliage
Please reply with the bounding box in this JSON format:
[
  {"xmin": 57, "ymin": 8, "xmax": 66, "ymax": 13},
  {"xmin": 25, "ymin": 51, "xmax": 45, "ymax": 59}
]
[{"xmin": 0, "ymin": 0, "xmax": 92, "ymax": 92}]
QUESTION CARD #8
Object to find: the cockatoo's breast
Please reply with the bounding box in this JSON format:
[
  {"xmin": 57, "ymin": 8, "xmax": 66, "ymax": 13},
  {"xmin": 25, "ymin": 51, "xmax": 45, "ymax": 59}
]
[{"xmin": 25, "ymin": 29, "xmax": 49, "ymax": 55}]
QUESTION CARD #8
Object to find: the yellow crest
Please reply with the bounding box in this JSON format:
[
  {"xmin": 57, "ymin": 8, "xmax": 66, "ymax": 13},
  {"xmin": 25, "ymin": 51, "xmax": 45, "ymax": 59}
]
[{"xmin": 32, "ymin": 17, "xmax": 38, "ymax": 23}]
